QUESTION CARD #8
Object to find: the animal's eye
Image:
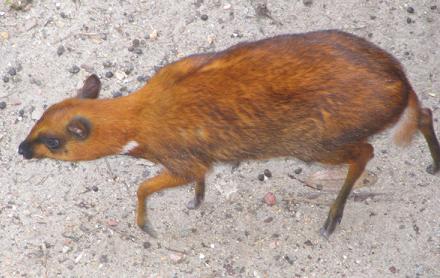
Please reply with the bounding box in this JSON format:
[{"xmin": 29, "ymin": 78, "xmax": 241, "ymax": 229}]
[{"xmin": 45, "ymin": 138, "xmax": 61, "ymax": 150}]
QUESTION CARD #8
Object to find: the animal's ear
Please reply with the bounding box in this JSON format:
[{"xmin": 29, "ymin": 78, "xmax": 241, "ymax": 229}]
[
  {"xmin": 77, "ymin": 74, "xmax": 101, "ymax": 99},
  {"xmin": 67, "ymin": 117, "xmax": 91, "ymax": 140}
]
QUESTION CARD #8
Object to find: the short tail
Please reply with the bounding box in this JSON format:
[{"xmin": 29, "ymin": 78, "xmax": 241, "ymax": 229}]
[{"xmin": 392, "ymin": 90, "xmax": 420, "ymax": 146}]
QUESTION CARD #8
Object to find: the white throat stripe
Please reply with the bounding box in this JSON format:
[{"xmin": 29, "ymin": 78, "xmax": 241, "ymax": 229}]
[{"xmin": 121, "ymin": 140, "xmax": 139, "ymax": 154}]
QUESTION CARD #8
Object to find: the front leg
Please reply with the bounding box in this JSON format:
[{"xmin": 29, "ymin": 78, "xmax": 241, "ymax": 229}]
[{"xmin": 136, "ymin": 170, "xmax": 192, "ymax": 236}]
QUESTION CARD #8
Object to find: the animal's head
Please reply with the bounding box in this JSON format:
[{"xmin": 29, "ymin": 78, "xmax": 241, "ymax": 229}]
[{"xmin": 18, "ymin": 74, "xmax": 118, "ymax": 161}]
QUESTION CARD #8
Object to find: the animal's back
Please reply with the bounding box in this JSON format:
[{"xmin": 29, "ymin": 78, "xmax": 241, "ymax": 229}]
[{"xmin": 147, "ymin": 30, "xmax": 411, "ymax": 165}]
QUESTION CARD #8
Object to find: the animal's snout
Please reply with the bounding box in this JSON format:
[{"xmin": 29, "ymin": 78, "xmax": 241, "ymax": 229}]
[{"xmin": 18, "ymin": 141, "xmax": 33, "ymax": 159}]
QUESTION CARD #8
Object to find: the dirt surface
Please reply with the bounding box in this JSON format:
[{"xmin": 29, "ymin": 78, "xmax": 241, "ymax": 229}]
[{"xmin": 1, "ymin": 0, "xmax": 440, "ymax": 277}]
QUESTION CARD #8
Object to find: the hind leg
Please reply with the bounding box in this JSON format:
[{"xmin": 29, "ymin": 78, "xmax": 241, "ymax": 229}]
[
  {"xmin": 319, "ymin": 143, "xmax": 374, "ymax": 238},
  {"xmin": 418, "ymin": 108, "xmax": 440, "ymax": 174},
  {"xmin": 186, "ymin": 179, "xmax": 205, "ymax": 209}
]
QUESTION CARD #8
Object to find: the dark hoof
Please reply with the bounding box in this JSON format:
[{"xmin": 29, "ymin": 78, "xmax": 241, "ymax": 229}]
[
  {"xmin": 139, "ymin": 220, "xmax": 158, "ymax": 238},
  {"xmin": 186, "ymin": 197, "xmax": 203, "ymax": 210},
  {"xmin": 319, "ymin": 227, "xmax": 331, "ymax": 240},
  {"xmin": 426, "ymin": 164, "xmax": 439, "ymax": 175},
  {"xmin": 320, "ymin": 212, "xmax": 343, "ymax": 239}
]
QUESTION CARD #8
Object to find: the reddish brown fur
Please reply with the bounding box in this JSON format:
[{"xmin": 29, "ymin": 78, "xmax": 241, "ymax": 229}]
[{"xmin": 20, "ymin": 30, "xmax": 440, "ymax": 237}]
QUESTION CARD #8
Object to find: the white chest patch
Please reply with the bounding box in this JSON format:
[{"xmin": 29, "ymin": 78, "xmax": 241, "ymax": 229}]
[{"xmin": 121, "ymin": 140, "xmax": 139, "ymax": 155}]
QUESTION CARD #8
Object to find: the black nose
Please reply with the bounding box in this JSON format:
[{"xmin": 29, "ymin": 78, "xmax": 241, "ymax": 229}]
[{"xmin": 18, "ymin": 141, "xmax": 33, "ymax": 159}]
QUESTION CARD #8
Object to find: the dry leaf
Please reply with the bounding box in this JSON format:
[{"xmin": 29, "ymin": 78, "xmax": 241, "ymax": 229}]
[{"xmin": 305, "ymin": 168, "xmax": 378, "ymax": 191}]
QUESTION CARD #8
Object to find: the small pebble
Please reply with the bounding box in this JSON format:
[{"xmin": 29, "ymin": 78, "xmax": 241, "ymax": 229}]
[
  {"xmin": 60, "ymin": 12, "xmax": 67, "ymax": 18},
  {"xmin": 407, "ymin": 17, "xmax": 412, "ymax": 24},
  {"xmin": 2, "ymin": 76, "xmax": 9, "ymax": 83},
  {"xmin": 68, "ymin": 65, "xmax": 80, "ymax": 74},
  {"xmin": 128, "ymin": 46, "xmax": 134, "ymax": 52},
  {"xmin": 389, "ymin": 266, "xmax": 397, "ymax": 274},
  {"xmin": 0, "ymin": 102, "xmax": 6, "ymax": 110},
  {"xmin": 413, "ymin": 224, "xmax": 420, "ymax": 234},
  {"xmin": 134, "ymin": 49, "xmax": 143, "ymax": 55},
  {"xmin": 149, "ymin": 30, "xmax": 158, "ymax": 40},
  {"xmin": 431, "ymin": 5, "xmax": 437, "ymax": 10},
  {"xmin": 91, "ymin": 185, "xmax": 98, "ymax": 192},
  {"xmin": 99, "ymin": 255, "xmax": 109, "ymax": 263},
  {"xmin": 114, "ymin": 71, "xmax": 126, "ymax": 80},
  {"xmin": 294, "ymin": 168, "xmax": 302, "ymax": 174},
  {"xmin": 304, "ymin": 240, "xmax": 313, "ymax": 246},
  {"xmin": 143, "ymin": 241, "xmax": 151, "ymax": 249},
  {"xmin": 200, "ymin": 14, "xmax": 208, "ymax": 21},
  {"xmin": 258, "ymin": 173, "xmax": 265, "ymax": 181},
  {"xmin": 80, "ymin": 64, "xmax": 94, "ymax": 73},
  {"xmin": 123, "ymin": 65, "xmax": 134, "ymax": 75},
  {"xmin": 112, "ymin": 91, "xmax": 123, "ymax": 98},
  {"xmin": 263, "ymin": 192, "xmax": 276, "ymax": 206},
  {"xmin": 137, "ymin": 75, "xmax": 149, "ymax": 82},
  {"xmin": 8, "ymin": 67, "xmax": 17, "ymax": 76},
  {"xmin": 231, "ymin": 31, "xmax": 243, "ymax": 38},
  {"xmin": 169, "ymin": 253, "xmax": 184, "ymax": 263},
  {"xmin": 0, "ymin": 31, "xmax": 8, "ymax": 40},
  {"xmin": 303, "ymin": 0, "xmax": 313, "ymax": 7},
  {"xmin": 263, "ymin": 169, "xmax": 272, "ymax": 178},
  {"xmin": 74, "ymin": 252, "xmax": 84, "ymax": 264},
  {"xmin": 103, "ymin": 61, "xmax": 113, "ymax": 68},
  {"xmin": 105, "ymin": 71, "xmax": 114, "ymax": 78},
  {"xmin": 406, "ymin": 6, "xmax": 414, "ymax": 14},
  {"xmin": 57, "ymin": 45, "xmax": 65, "ymax": 56},
  {"xmin": 284, "ymin": 255, "xmax": 294, "ymax": 265},
  {"xmin": 107, "ymin": 219, "xmax": 118, "ymax": 226},
  {"xmin": 264, "ymin": 217, "xmax": 273, "ymax": 223},
  {"xmin": 132, "ymin": 39, "xmax": 140, "ymax": 47}
]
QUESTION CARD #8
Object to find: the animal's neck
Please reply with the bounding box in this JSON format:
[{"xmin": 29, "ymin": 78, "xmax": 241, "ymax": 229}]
[{"xmin": 86, "ymin": 90, "xmax": 157, "ymax": 157}]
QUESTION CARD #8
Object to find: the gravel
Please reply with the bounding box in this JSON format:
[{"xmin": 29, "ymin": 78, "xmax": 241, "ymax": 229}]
[{"xmin": 2, "ymin": 0, "xmax": 439, "ymax": 277}]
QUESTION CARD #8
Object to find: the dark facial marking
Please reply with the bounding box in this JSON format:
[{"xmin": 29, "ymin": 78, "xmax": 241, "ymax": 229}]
[{"xmin": 40, "ymin": 136, "xmax": 62, "ymax": 150}]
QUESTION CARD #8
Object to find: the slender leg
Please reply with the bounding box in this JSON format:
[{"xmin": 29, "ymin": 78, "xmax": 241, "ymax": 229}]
[
  {"xmin": 186, "ymin": 179, "xmax": 205, "ymax": 210},
  {"xmin": 418, "ymin": 108, "xmax": 440, "ymax": 174},
  {"xmin": 319, "ymin": 143, "xmax": 374, "ymax": 239},
  {"xmin": 136, "ymin": 170, "xmax": 192, "ymax": 237}
]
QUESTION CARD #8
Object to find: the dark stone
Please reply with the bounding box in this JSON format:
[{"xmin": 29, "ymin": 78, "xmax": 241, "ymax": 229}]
[
  {"xmin": 303, "ymin": 0, "xmax": 313, "ymax": 7},
  {"xmin": 57, "ymin": 45, "xmax": 65, "ymax": 56},
  {"xmin": 8, "ymin": 67, "xmax": 17, "ymax": 76},
  {"xmin": 143, "ymin": 241, "xmax": 151, "ymax": 249},
  {"xmin": 263, "ymin": 169, "xmax": 272, "ymax": 178},
  {"xmin": 68, "ymin": 65, "xmax": 80, "ymax": 74}
]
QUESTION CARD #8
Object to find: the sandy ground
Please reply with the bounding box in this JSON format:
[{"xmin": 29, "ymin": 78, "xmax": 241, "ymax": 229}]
[{"xmin": 1, "ymin": 0, "xmax": 440, "ymax": 277}]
